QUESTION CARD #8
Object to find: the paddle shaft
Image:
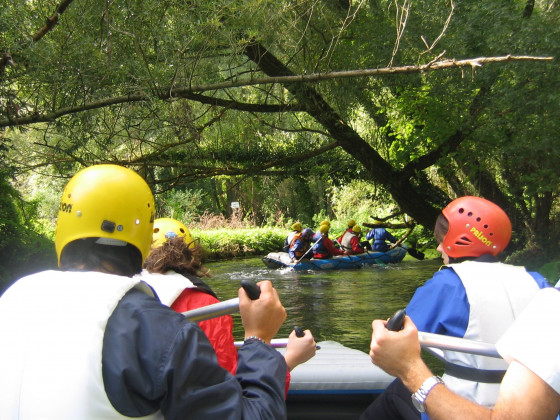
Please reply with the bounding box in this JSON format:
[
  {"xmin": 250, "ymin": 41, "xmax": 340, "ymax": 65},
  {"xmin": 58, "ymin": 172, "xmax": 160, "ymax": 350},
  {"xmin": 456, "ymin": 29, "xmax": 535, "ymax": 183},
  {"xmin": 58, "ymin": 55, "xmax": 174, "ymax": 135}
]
[
  {"xmin": 419, "ymin": 332, "xmax": 500, "ymax": 358},
  {"xmin": 233, "ymin": 333, "xmax": 497, "ymax": 356},
  {"xmin": 386, "ymin": 309, "xmax": 500, "ymax": 358},
  {"xmin": 293, "ymin": 236, "xmax": 322, "ymax": 266},
  {"xmin": 182, "ymin": 279, "xmax": 260, "ymax": 322}
]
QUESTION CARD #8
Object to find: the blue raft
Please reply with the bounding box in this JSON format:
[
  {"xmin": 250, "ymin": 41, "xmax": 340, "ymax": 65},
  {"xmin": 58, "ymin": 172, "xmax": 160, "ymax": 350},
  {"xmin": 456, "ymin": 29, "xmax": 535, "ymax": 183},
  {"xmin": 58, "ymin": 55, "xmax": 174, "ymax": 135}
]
[{"xmin": 262, "ymin": 247, "xmax": 407, "ymax": 271}]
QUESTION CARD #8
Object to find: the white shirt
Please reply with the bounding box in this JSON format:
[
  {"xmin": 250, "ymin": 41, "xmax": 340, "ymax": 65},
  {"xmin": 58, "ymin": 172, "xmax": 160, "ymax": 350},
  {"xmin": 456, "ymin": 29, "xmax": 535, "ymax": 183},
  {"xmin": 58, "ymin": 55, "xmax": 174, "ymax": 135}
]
[{"xmin": 496, "ymin": 287, "xmax": 560, "ymax": 394}]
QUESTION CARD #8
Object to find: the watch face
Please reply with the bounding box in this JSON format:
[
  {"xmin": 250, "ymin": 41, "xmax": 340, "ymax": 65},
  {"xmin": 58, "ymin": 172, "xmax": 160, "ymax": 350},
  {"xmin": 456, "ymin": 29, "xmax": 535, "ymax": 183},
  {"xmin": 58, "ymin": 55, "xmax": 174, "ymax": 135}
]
[{"xmin": 411, "ymin": 395, "xmax": 425, "ymax": 413}]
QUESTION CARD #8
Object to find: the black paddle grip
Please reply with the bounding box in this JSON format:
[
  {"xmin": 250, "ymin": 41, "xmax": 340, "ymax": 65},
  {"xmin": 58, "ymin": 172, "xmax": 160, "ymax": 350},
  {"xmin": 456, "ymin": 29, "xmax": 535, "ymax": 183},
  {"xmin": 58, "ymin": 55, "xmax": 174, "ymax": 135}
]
[
  {"xmin": 294, "ymin": 326, "xmax": 304, "ymax": 337},
  {"xmin": 241, "ymin": 279, "xmax": 261, "ymax": 300},
  {"xmin": 386, "ymin": 309, "xmax": 406, "ymax": 331}
]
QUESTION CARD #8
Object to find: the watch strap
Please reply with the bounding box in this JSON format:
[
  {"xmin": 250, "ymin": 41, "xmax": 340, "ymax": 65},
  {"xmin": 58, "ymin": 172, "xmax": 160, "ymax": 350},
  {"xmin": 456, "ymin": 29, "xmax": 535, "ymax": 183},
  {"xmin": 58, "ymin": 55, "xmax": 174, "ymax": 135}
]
[{"xmin": 411, "ymin": 375, "xmax": 444, "ymax": 412}]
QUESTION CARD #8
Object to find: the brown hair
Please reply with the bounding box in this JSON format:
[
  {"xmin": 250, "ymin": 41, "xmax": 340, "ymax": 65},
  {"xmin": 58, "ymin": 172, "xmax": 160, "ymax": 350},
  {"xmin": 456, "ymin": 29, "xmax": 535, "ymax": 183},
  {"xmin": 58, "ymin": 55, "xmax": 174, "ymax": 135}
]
[
  {"xmin": 433, "ymin": 214, "xmax": 449, "ymax": 244},
  {"xmin": 60, "ymin": 238, "xmax": 142, "ymax": 277},
  {"xmin": 143, "ymin": 236, "xmax": 209, "ymax": 278}
]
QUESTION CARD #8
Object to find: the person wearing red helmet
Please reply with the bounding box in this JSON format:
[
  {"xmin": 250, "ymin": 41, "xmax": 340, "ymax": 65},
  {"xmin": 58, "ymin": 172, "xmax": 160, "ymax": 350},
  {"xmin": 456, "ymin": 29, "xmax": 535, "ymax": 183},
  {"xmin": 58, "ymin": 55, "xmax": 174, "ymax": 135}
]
[{"xmin": 360, "ymin": 196, "xmax": 550, "ymax": 420}]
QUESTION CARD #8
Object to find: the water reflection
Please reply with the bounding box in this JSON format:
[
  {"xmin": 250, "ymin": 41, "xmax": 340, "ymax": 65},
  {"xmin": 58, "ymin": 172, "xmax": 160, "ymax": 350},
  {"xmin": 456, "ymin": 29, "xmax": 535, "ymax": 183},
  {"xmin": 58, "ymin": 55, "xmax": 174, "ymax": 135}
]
[{"xmin": 206, "ymin": 256, "xmax": 441, "ymax": 353}]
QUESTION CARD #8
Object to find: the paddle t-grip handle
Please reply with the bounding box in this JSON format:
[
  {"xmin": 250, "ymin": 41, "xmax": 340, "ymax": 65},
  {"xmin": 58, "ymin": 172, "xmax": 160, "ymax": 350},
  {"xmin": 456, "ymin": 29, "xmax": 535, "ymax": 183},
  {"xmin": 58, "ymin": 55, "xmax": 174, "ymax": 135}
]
[
  {"xmin": 386, "ymin": 309, "xmax": 406, "ymax": 331},
  {"xmin": 294, "ymin": 326, "xmax": 304, "ymax": 337},
  {"xmin": 241, "ymin": 279, "xmax": 261, "ymax": 300}
]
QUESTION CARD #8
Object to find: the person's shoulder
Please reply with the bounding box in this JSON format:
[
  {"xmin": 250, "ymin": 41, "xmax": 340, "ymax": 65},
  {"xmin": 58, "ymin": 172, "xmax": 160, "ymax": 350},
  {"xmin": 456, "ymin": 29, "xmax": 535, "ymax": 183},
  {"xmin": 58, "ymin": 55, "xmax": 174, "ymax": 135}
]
[
  {"xmin": 116, "ymin": 288, "xmax": 185, "ymax": 324},
  {"xmin": 422, "ymin": 266, "xmax": 463, "ymax": 288}
]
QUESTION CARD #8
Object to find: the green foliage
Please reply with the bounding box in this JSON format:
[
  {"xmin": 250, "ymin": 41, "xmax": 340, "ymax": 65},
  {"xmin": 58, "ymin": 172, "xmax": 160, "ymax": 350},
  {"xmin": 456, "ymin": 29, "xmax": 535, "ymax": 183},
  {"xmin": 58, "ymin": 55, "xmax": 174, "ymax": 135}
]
[
  {"xmin": 193, "ymin": 227, "xmax": 286, "ymax": 260},
  {"xmin": 158, "ymin": 188, "xmax": 209, "ymax": 225},
  {"xmin": 0, "ymin": 171, "xmax": 56, "ymax": 293},
  {"xmin": 2, "ymin": 0, "xmax": 558, "ymax": 265}
]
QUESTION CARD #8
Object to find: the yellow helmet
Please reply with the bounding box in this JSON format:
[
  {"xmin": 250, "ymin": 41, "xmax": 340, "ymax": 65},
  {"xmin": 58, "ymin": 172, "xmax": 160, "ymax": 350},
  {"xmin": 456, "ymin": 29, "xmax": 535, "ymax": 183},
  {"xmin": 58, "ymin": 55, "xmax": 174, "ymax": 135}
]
[
  {"xmin": 291, "ymin": 222, "xmax": 302, "ymax": 232},
  {"xmin": 319, "ymin": 224, "xmax": 330, "ymax": 234},
  {"xmin": 352, "ymin": 225, "xmax": 361, "ymax": 233},
  {"xmin": 320, "ymin": 220, "xmax": 331, "ymax": 227},
  {"xmin": 55, "ymin": 164, "xmax": 155, "ymax": 265},
  {"xmin": 153, "ymin": 218, "xmax": 195, "ymax": 248},
  {"xmin": 347, "ymin": 219, "xmax": 356, "ymax": 228}
]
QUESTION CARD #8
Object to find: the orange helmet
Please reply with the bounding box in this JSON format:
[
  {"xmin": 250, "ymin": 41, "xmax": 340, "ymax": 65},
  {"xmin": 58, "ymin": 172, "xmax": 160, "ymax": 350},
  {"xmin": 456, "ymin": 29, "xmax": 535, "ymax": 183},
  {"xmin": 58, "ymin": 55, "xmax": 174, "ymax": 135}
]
[{"xmin": 441, "ymin": 196, "xmax": 511, "ymax": 258}]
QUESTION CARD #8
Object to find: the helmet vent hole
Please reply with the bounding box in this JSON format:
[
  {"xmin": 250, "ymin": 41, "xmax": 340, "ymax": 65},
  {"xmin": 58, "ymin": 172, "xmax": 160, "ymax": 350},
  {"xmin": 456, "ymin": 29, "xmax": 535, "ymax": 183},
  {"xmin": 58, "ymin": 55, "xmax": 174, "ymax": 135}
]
[
  {"xmin": 458, "ymin": 208, "xmax": 465, "ymax": 214},
  {"xmin": 484, "ymin": 224, "xmax": 488, "ymax": 229},
  {"xmin": 154, "ymin": 228, "xmax": 160, "ymax": 233},
  {"xmin": 467, "ymin": 212, "xmax": 473, "ymax": 217},
  {"xmin": 455, "ymin": 236, "xmax": 473, "ymax": 246},
  {"xmin": 180, "ymin": 228, "xmax": 185, "ymax": 234},
  {"xmin": 476, "ymin": 217, "xmax": 481, "ymax": 222}
]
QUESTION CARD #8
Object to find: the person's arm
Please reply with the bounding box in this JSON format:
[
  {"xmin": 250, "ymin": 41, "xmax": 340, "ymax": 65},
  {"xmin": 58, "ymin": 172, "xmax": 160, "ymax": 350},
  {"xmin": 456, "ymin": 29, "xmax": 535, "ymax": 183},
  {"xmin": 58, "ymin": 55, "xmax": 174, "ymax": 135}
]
[
  {"xmin": 239, "ymin": 280, "xmax": 287, "ymax": 344},
  {"xmin": 288, "ymin": 240, "xmax": 300, "ymax": 259},
  {"xmin": 170, "ymin": 289, "xmax": 238, "ymax": 375},
  {"xmin": 405, "ymin": 269, "xmax": 469, "ymax": 336},
  {"xmin": 385, "ymin": 231, "xmax": 398, "ymax": 243},
  {"xmin": 104, "ymin": 285, "xmax": 288, "ymax": 420},
  {"xmin": 369, "ymin": 316, "xmax": 560, "ymax": 420},
  {"xmin": 325, "ymin": 238, "xmax": 344, "ymax": 255},
  {"xmin": 351, "ymin": 236, "xmax": 364, "ymax": 253}
]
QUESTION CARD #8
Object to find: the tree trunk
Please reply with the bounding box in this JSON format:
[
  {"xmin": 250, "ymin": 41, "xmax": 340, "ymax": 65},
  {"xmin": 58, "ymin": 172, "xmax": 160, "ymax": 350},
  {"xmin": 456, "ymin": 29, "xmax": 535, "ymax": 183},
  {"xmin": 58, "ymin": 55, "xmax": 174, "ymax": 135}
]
[{"xmin": 243, "ymin": 41, "xmax": 442, "ymax": 228}]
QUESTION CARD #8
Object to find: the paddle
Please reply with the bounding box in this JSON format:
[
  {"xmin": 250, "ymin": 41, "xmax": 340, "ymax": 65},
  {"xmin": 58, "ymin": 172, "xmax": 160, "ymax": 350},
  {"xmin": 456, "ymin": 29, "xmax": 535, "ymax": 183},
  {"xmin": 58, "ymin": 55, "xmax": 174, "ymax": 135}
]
[
  {"xmin": 363, "ymin": 223, "xmax": 425, "ymax": 261},
  {"xmin": 182, "ymin": 279, "xmax": 260, "ymax": 322},
  {"xmin": 291, "ymin": 235, "xmax": 322, "ymax": 269},
  {"xmin": 234, "ymin": 333, "xmax": 497, "ymax": 356},
  {"xmin": 386, "ymin": 309, "xmax": 500, "ymax": 358},
  {"xmin": 234, "ymin": 326, "xmax": 322, "ymax": 350}
]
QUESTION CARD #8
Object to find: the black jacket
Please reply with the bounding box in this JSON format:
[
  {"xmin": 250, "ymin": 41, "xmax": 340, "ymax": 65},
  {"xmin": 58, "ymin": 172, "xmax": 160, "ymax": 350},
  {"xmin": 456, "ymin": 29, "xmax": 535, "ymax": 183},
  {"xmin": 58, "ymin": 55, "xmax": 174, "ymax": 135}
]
[{"xmin": 103, "ymin": 288, "xmax": 287, "ymax": 420}]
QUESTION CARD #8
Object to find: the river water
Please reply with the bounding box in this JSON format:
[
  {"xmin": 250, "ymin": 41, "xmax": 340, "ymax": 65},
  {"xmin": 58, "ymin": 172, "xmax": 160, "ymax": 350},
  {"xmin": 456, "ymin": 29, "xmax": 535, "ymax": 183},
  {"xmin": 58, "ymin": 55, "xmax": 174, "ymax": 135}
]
[{"xmin": 205, "ymin": 255, "xmax": 442, "ymax": 353}]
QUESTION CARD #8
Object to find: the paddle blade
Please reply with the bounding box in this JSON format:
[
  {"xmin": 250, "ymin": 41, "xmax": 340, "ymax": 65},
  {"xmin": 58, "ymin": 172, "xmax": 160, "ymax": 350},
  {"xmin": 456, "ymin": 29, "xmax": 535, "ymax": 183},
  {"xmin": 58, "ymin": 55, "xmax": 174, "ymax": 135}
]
[{"xmin": 406, "ymin": 247, "xmax": 425, "ymax": 260}]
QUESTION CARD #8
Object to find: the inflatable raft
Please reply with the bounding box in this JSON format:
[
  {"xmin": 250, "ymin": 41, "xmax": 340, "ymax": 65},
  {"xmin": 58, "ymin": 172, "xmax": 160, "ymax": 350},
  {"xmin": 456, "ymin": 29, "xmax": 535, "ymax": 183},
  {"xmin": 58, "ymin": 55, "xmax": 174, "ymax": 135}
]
[
  {"xmin": 280, "ymin": 341, "xmax": 394, "ymax": 419},
  {"xmin": 262, "ymin": 247, "xmax": 407, "ymax": 271}
]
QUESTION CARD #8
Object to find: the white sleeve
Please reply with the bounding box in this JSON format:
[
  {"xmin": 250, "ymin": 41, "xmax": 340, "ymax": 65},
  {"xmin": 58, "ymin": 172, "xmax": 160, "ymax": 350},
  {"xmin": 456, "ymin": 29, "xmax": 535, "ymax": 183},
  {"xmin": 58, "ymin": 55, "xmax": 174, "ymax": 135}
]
[{"xmin": 496, "ymin": 288, "xmax": 560, "ymax": 394}]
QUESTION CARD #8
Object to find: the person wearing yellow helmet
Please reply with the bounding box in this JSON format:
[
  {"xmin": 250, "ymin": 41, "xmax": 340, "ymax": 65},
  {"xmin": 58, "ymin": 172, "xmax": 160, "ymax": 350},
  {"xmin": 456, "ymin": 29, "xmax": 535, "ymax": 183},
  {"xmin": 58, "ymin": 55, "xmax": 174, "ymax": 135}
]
[
  {"xmin": 142, "ymin": 218, "xmax": 237, "ymax": 375},
  {"xmin": 288, "ymin": 228, "xmax": 314, "ymax": 261},
  {"xmin": 283, "ymin": 222, "xmax": 303, "ymax": 252},
  {"xmin": 312, "ymin": 223, "xmax": 345, "ymax": 259},
  {"xmin": 152, "ymin": 217, "xmax": 196, "ymax": 248},
  {"xmin": 0, "ymin": 164, "xmax": 291, "ymax": 419},
  {"xmin": 336, "ymin": 219, "xmax": 356, "ymax": 243},
  {"xmin": 339, "ymin": 224, "xmax": 366, "ymax": 255}
]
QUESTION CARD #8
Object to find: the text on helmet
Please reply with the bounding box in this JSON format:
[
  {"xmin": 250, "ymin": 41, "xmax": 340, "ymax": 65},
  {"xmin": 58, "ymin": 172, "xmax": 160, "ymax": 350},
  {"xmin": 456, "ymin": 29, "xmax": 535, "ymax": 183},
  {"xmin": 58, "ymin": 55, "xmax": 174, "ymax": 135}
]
[
  {"xmin": 59, "ymin": 202, "xmax": 72, "ymax": 213},
  {"xmin": 470, "ymin": 226, "xmax": 492, "ymax": 247}
]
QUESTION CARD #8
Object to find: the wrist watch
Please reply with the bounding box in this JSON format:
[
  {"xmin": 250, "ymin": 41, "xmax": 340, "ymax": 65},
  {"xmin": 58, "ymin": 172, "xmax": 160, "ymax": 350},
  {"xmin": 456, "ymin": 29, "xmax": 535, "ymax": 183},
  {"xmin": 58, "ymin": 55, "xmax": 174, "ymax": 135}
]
[{"xmin": 411, "ymin": 375, "xmax": 444, "ymax": 413}]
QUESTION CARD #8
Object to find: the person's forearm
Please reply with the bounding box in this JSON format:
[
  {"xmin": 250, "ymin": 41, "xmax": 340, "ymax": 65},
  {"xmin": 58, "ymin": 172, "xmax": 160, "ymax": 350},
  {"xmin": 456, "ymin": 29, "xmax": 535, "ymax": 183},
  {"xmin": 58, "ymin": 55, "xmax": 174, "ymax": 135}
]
[
  {"xmin": 399, "ymin": 360, "xmax": 491, "ymax": 420},
  {"xmin": 424, "ymin": 384, "xmax": 492, "ymax": 420}
]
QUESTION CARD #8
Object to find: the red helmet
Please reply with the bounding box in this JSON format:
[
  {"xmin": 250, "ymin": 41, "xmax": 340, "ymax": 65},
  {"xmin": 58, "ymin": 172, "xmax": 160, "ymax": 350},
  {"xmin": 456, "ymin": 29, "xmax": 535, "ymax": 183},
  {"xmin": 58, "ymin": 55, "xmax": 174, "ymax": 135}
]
[{"xmin": 441, "ymin": 196, "xmax": 511, "ymax": 258}]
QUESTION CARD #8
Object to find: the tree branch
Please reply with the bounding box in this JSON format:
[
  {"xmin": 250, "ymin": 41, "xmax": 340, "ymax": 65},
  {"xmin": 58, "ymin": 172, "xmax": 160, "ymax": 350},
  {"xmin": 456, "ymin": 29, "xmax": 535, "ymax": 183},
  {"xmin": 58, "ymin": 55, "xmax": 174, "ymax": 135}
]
[
  {"xmin": 32, "ymin": 0, "xmax": 75, "ymax": 43},
  {"xmin": 0, "ymin": 55, "xmax": 551, "ymax": 128}
]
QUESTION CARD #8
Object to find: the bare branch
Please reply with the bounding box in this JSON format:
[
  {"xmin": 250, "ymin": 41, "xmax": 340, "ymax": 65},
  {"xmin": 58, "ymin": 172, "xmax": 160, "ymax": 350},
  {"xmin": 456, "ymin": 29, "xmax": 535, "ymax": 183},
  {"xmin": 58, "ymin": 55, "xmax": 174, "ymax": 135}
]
[
  {"xmin": 32, "ymin": 0, "xmax": 75, "ymax": 42},
  {"xmin": 420, "ymin": 0, "xmax": 455, "ymax": 57},
  {"xmin": 388, "ymin": 0, "xmax": 411, "ymax": 67}
]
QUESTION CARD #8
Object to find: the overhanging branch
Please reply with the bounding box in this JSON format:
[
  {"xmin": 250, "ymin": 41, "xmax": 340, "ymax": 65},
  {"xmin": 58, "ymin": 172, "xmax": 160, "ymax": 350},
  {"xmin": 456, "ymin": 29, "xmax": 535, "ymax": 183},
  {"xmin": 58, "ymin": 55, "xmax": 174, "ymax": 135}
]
[{"xmin": 0, "ymin": 55, "xmax": 552, "ymax": 128}]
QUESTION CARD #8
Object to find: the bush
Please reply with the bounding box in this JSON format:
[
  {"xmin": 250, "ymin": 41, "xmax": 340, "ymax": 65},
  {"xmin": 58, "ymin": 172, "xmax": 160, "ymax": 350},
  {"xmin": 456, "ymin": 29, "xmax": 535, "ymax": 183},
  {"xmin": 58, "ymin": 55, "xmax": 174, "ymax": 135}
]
[{"xmin": 192, "ymin": 227, "xmax": 286, "ymax": 261}]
